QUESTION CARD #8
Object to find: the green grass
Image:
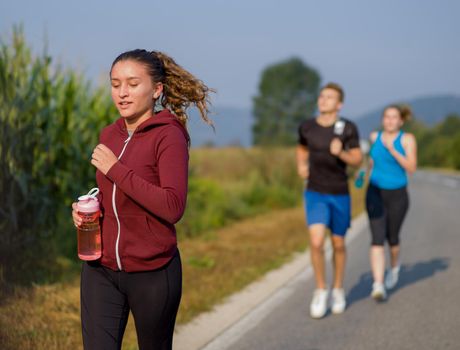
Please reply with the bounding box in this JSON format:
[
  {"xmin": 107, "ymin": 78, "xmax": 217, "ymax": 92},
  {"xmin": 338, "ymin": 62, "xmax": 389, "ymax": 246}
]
[{"xmin": 177, "ymin": 147, "xmax": 302, "ymax": 238}]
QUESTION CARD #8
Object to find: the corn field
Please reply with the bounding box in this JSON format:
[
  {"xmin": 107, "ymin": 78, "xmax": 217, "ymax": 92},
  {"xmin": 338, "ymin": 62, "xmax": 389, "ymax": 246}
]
[{"xmin": 0, "ymin": 26, "xmax": 116, "ymax": 286}]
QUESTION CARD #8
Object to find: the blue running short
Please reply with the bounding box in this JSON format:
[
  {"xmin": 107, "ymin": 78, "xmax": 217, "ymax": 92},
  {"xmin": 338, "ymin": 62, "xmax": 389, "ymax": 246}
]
[{"xmin": 304, "ymin": 190, "xmax": 351, "ymax": 236}]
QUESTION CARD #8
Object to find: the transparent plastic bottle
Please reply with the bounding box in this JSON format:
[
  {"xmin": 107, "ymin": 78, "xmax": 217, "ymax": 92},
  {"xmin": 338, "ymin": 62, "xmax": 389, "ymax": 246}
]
[
  {"xmin": 76, "ymin": 188, "xmax": 101, "ymax": 261},
  {"xmin": 333, "ymin": 119, "xmax": 345, "ymax": 136},
  {"xmin": 355, "ymin": 169, "xmax": 366, "ymax": 188}
]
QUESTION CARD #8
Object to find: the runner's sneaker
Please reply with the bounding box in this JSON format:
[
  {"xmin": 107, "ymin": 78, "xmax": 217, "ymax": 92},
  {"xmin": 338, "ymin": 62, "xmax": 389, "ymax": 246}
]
[
  {"xmin": 385, "ymin": 265, "xmax": 400, "ymax": 290},
  {"xmin": 310, "ymin": 289, "xmax": 329, "ymax": 319},
  {"xmin": 371, "ymin": 282, "xmax": 387, "ymax": 301},
  {"xmin": 331, "ymin": 288, "xmax": 346, "ymax": 314}
]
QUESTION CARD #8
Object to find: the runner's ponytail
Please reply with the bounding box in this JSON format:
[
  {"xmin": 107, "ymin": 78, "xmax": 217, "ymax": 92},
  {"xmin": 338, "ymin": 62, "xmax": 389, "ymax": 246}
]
[{"xmin": 384, "ymin": 104, "xmax": 413, "ymax": 122}]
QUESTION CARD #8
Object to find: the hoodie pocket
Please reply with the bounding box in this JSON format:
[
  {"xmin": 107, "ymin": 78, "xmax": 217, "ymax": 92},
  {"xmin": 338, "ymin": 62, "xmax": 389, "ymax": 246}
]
[
  {"xmin": 119, "ymin": 214, "xmax": 166, "ymax": 260},
  {"xmin": 101, "ymin": 214, "xmax": 117, "ymax": 259}
]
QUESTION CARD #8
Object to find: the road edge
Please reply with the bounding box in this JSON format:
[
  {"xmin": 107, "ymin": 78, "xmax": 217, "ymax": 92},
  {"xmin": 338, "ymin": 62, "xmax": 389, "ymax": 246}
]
[{"xmin": 173, "ymin": 212, "xmax": 368, "ymax": 350}]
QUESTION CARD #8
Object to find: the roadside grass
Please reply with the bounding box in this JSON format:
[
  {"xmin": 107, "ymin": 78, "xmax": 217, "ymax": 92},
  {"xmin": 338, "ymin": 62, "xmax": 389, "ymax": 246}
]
[
  {"xmin": 178, "ymin": 147, "xmax": 302, "ymax": 239},
  {"xmin": 0, "ymin": 184, "xmax": 365, "ymax": 350}
]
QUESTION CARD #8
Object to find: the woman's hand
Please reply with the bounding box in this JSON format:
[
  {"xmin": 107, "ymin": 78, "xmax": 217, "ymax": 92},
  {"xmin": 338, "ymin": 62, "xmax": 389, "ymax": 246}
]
[
  {"xmin": 72, "ymin": 202, "xmax": 82, "ymax": 227},
  {"xmin": 381, "ymin": 135, "xmax": 395, "ymax": 153},
  {"xmin": 91, "ymin": 144, "xmax": 118, "ymax": 175},
  {"xmin": 72, "ymin": 202, "xmax": 103, "ymax": 228}
]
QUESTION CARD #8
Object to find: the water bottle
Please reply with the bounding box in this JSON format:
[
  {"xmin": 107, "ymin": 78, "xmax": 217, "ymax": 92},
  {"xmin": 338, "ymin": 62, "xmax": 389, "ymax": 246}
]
[
  {"xmin": 333, "ymin": 119, "xmax": 345, "ymax": 136},
  {"xmin": 354, "ymin": 170, "xmax": 365, "ymax": 188},
  {"xmin": 76, "ymin": 188, "xmax": 101, "ymax": 261}
]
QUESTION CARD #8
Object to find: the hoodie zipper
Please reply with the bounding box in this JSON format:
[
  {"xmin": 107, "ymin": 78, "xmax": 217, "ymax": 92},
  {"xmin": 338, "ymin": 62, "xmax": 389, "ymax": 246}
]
[{"xmin": 112, "ymin": 134, "xmax": 133, "ymax": 270}]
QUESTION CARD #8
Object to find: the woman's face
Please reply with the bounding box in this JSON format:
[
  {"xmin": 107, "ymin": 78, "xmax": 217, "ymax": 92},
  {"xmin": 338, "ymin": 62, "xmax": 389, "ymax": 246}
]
[
  {"xmin": 382, "ymin": 107, "xmax": 403, "ymax": 133},
  {"xmin": 110, "ymin": 60, "xmax": 162, "ymax": 121}
]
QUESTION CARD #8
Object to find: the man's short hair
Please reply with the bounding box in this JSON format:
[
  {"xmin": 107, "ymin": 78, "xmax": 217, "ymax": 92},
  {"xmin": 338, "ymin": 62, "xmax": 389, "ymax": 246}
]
[{"xmin": 320, "ymin": 82, "xmax": 344, "ymax": 102}]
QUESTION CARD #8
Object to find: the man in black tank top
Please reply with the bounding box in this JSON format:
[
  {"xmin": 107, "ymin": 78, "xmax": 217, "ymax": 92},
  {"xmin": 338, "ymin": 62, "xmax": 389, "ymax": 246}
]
[{"xmin": 296, "ymin": 83, "xmax": 362, "ymax": 318}]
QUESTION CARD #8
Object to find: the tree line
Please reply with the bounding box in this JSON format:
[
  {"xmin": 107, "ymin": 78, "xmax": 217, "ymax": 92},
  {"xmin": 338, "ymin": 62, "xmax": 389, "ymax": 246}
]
[{"xmin": 405, "ymin": 114, "xmax": 460, "ymax": 170}]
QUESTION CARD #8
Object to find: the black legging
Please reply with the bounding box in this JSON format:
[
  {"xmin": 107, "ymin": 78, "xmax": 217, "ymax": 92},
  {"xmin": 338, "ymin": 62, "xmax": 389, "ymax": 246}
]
[
  {"xmin": 366, "ymin": 184, "xmax": 409, "ymax": 246},
  {"xmin": 81, "ymin": 251, "xmax": 182, "ymax": 350}
]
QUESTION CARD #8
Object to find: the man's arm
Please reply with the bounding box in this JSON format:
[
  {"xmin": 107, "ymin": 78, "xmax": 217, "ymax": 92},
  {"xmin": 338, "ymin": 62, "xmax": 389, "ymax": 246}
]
[
  {"xmin": 330, "ymin": 138, "xmax": 363, "ymax": 167},
  {"xmin": 296, "ymin": 144, "xmax": 309, "ymax": 179},
  {"xmin": 338, "ymin": 147, "xmax": 363, "ymax": 167}
]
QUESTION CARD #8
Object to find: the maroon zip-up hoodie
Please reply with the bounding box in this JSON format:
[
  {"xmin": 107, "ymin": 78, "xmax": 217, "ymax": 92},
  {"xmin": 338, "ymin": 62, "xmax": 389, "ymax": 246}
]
[{"xmin": 96, "ymin": 109, "xmax": 189, "ymax": 272}]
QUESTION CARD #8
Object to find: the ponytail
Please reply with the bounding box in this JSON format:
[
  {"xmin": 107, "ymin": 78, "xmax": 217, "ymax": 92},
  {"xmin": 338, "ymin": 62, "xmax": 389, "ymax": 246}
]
[
  {"xmin": 398, "ymin": 104, "xmax": 412, "ymax": 122},
  {"xmin": 384, "ymin": 103, "xmax": 413, "ymax": 122},
  {"xmin": 153, "ymin": 51, "xmax": 214, "ymax": 128}
]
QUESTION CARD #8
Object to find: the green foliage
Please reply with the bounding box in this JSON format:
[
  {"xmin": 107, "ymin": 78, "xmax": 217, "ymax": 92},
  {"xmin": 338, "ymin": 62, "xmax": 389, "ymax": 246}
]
[
  {"xmin": 242, "ymin": 174, "xmax": 298, "ymax": 209},
  {"xmin": 404, "ymin": 113, "xmax": 460, "ymax": 170},
  {"xmin": 437, "ymin": 114, "xmax": 460, "ymax": 137},
  {"xmin": 178, "ymin": 178, "xmax": 237, "ymax": 237},
  {"xmin": 0, "ymin": 26, "xmax": 116, "ymax": 285},
  {"xmin": 177, "ymin": 147, "xmax": 302, "ymax": 238},
  {"xmin": 177, "ymin": 174, "xmax": 295, "ymax": 239},
  {"xmin": 252, "ymin": 57, "xmax": 321, "ymax": 146},
  {"xmin": 187, "ymin": 255, "xmax": 215, "ymax": 269},
  {"xmin": 451, "ymin": 134, "xmax": 460, "ymax": 169}
]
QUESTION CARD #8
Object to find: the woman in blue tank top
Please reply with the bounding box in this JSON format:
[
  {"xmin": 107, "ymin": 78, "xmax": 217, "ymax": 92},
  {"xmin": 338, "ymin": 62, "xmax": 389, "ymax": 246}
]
[{"xmin": 365, "ymin": 104, "xmax": 417, "ymax": 301}]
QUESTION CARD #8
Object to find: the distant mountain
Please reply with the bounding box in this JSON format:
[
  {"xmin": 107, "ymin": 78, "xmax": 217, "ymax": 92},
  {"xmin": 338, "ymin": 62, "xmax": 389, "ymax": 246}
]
[
  {"xmin": 355, "ymin": 95, "xmax": 460, "ymax": 137},
  {"xmin": 187, "ymin": 106, "xmax": 253, "ymax": 147}
]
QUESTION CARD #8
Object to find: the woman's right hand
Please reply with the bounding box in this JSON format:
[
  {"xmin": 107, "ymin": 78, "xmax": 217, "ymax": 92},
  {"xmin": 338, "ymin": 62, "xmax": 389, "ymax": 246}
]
[{"xmin": 72, "ymin": 202, "xmax": 83, "ymax": 227}]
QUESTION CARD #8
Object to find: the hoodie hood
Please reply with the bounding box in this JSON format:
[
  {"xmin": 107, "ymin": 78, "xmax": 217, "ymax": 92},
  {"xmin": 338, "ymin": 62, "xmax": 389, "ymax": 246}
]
[{"xmin": 114, "ymin": 109, "xmax": 190, "ymax": 143}]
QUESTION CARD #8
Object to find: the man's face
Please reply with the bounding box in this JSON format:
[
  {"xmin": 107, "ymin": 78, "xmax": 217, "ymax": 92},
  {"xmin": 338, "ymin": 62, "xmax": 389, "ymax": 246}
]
[{"xmin": 317, "ymin": 88, "xmax": 343, "ymax": 114}]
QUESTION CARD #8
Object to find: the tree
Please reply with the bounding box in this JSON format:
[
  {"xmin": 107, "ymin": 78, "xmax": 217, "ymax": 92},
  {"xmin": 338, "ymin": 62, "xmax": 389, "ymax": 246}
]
[
  {"xmin": 404, "ymin": 113, "xmax": 460, "ymax": 169},
  {"xmin": 437, "ymin": 114, "xmax": 460, "ymax": 137},
  {"xmin": 252, "ymin": 57, "xmax": 321, "ymax": 146}
]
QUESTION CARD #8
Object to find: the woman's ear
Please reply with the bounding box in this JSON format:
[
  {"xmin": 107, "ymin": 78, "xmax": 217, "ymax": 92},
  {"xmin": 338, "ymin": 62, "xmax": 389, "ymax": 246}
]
[{"xmin": 153, "ymin": 82, "xmax": 163, "ymax": 100}]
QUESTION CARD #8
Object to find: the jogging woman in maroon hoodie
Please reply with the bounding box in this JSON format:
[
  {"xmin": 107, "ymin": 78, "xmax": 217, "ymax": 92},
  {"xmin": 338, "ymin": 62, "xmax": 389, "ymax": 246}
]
[{"xmin": 72, "ymin": 49, "xmax": 212, "ymax": 350}]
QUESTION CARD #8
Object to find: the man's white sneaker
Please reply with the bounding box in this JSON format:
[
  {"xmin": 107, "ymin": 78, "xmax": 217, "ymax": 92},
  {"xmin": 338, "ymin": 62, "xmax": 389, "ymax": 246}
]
[
  {"xmin": 371, "ymin": 282, "xmax": 387, "ymax": 301},
  {"xmin": 331, "ymin": 288, "xmax": 346, "ymax": 314},
  {"xmin": 385, "ymin": 266, "xmax": 400, "ymax": 290},
  {"xmin": 310, "ymin": 289, "xmax": 329, "ymax": 319}
]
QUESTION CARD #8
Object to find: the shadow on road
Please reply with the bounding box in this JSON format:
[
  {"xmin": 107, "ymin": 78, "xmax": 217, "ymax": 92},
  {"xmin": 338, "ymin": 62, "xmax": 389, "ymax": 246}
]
[{"xmin": 346, "ymin": 257, "xmax": 450, "ymax": 307}]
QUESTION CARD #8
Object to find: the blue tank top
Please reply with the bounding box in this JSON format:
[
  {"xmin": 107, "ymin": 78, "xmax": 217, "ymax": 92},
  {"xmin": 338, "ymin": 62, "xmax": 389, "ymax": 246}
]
[{"xmin": 369, "ymin": 131, "xmax": 407, "ymax": 189}]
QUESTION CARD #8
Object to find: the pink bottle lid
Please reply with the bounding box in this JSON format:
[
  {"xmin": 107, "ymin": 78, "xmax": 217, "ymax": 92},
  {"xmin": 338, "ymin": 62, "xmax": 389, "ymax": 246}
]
[{"xmin": 77, "ymin": 188, "xmax": 100, "ymax": 213}]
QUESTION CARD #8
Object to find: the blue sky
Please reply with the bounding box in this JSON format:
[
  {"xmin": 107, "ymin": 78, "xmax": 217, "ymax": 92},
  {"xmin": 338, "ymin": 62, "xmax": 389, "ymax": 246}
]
[{"xmin": 1, "ymin": 0, "xmax": 459, "ymax": 117}]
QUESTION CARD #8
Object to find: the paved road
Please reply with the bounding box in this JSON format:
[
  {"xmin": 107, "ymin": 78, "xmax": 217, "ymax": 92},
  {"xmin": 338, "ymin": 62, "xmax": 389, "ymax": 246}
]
[{"xmin": 204, "ymin": 172, "xmax": 460, "ymax": 350}]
